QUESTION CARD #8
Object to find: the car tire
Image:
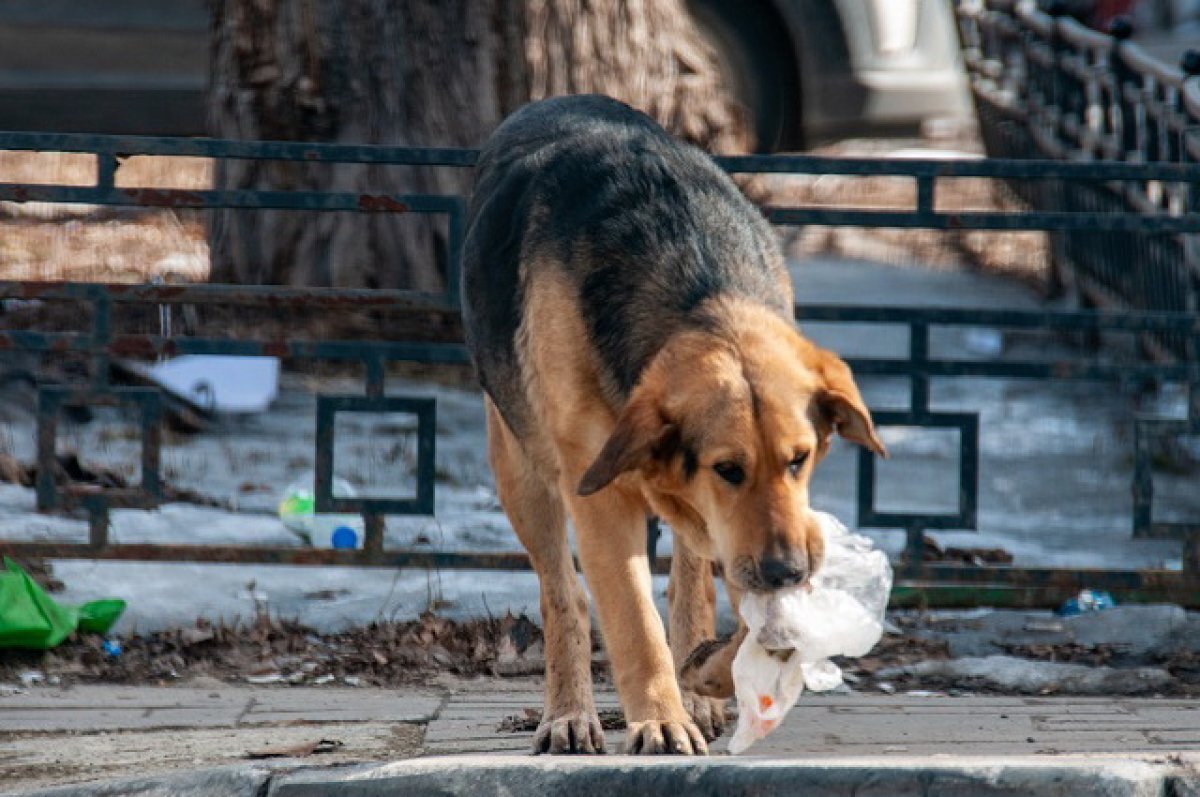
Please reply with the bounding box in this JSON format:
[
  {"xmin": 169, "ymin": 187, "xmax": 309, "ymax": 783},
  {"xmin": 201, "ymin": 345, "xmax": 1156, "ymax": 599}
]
[{"xmin": 686, "ymin": 0, "xmax": 803, "ymax": 152}]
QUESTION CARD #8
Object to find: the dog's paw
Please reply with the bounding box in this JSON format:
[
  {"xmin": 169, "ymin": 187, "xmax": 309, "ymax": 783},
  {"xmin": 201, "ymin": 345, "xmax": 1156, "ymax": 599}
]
[
  {"xmin": 623, "ymin": 719, "xmax": 708, "ymax": 755},
  {"xmin": 678, "ymin": 636, "xmax": 738, "ymax": 699},
  {"xmin": 681, "ymin": 689, "xmax": 727, "ymax": 742},
  {"xmin": 533, "ymin": 710, "xmax": 606, "ymax": 755}
]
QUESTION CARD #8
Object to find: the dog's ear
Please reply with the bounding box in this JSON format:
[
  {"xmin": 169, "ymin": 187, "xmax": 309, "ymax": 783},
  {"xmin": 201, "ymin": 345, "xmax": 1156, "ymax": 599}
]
[
  {"xmin": 814, "ymin": 349, "xmax": 888, "ymax": 458},
  {"xmin": 577, "ymin": 396, "xmax": 676, "ymax": 496}
]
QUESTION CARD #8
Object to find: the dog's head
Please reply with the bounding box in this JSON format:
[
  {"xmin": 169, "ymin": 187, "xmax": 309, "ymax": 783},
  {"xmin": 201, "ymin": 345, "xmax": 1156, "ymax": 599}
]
[{"xmin": 577, "ymin": 300, "xmax": 885, "ymax": 593}]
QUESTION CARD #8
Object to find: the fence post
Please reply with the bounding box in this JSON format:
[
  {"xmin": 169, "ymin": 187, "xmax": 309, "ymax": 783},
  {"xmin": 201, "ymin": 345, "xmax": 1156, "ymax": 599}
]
[{"xmin": 1108, "ymin": 19, "xmax": 1140, "ymax": 160}]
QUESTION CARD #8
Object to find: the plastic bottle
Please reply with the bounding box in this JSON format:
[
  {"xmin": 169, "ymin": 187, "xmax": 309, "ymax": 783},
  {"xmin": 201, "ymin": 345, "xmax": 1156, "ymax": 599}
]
[{"xmin": 278, "ymin": 477, "xmax": 364, "ymax": 549}]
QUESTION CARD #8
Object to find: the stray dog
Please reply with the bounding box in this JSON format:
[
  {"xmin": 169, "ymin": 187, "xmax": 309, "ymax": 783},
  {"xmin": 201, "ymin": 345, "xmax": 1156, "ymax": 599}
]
[{"xmin": 462, "ymin": 95, "xmax": 885, "ymax": 755}]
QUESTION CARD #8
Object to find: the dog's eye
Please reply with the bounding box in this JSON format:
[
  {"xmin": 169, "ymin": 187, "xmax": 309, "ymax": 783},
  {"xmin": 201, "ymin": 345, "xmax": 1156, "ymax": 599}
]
[
  {"xmin": 787, "ymin": 452, "xmax": 809, "ymax": 477},
  {"xmin": 713, "ymin": 461, "xmax": 745, "ymax": 486}
]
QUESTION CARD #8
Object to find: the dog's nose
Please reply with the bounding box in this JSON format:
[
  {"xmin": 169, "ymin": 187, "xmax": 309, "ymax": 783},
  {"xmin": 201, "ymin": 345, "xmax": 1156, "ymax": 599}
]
[{"xmin": 758, "ymin": 557, "xmax": 807, "ymax": 590}]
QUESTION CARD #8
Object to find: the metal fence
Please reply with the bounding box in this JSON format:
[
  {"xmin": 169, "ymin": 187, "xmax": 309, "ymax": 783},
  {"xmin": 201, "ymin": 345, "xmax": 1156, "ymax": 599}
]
[
  {"xmin": 956, "ymin": 0, "xmax": 1200, "ymax": 345},
  {"xmin": 0, "ymin": 127, "xmax": 1198, "ymax": 608}
]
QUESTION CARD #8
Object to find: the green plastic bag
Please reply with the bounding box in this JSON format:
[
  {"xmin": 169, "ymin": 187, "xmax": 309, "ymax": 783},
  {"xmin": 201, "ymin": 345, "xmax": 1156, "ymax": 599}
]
[{"xmin": 0, "ymin": 557, "xmax": 126, "ymax": 649}]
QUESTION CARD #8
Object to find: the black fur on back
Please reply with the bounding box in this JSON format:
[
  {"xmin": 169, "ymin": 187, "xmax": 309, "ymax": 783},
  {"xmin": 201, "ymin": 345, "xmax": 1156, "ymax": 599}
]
[{"xmin": 462, "ymin": 94, "xmax": 789, "ymax": 439}]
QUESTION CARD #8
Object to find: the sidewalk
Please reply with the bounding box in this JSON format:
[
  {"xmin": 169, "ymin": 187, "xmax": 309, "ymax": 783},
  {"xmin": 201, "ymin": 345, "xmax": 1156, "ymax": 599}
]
[{"xmin": 3, "ymin": 680, "xmax": 1198, "ymax": 795}]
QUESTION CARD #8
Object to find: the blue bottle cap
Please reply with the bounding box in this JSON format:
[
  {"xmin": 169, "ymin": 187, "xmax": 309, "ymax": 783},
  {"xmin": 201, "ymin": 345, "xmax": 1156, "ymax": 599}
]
[{"xmin": 331, "ymin": 526, "xmax": 358, "ymax": 549}]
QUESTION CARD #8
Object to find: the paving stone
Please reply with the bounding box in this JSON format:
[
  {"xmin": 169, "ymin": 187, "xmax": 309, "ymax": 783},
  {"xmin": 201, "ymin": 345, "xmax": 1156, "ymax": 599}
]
[
  {"xmin": 7, "ymin": 684, "xmax": 1200, "ymax": 795},
  {"xmin": 0, "ymin": 687, "xmax": 442, "ymax": 732},
  {"xmin": 420, "ymin": 692, "xmax": 1200, "ymax": 757}
]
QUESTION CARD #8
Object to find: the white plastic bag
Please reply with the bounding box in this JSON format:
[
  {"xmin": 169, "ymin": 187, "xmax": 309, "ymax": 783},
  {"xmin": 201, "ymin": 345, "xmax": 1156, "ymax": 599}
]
[{"xmin": 728, "ymin": 511, "xmax": 892, "ymax": 754}]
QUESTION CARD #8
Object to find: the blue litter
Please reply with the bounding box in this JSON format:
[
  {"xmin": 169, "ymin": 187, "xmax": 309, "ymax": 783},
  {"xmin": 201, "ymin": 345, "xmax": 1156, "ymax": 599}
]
[
  {"xmin": 330, "ymin": 526, "xmax": 359, "ymax": 550},
  {"xmin": 1057, "ymin": 589, "xmax": 1116, "ymax": 617}
]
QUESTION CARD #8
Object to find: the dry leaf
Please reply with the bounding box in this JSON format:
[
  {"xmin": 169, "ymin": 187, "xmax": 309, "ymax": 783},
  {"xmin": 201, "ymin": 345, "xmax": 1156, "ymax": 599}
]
[{"xmin": 245, "ymin": 739, "xmax": 344, "ymax": 759}]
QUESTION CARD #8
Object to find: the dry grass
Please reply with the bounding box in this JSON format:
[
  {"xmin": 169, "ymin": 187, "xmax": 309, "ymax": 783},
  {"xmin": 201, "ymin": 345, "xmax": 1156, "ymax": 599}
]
[
  {"xmin": 0, "ymin": 151, "xmax": 212, "ymax": 189},
  {"xmin": 0, "ymin": 214, "xmax": 208, "ymax": 283},
  {"xmin": 0, "ymin": 153, "xmax": 211, "ymax": 283},
  {"xmin": 763, "ymin": 134, "xmax": 1053, "ymax": 291}
]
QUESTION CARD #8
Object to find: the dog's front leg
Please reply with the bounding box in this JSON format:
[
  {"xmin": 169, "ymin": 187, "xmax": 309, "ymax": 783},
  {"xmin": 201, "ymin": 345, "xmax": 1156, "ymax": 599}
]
[
  {"xmin": 677, "ymin": 580, "xmax": 746, "ymax": 701},
  {"xmin": 668, "ymin": 544, "xmax": 727, "ymax": 741},
  {"xmin": 567, "ymin": 486, "xmax": 708, "ymax": 755}
]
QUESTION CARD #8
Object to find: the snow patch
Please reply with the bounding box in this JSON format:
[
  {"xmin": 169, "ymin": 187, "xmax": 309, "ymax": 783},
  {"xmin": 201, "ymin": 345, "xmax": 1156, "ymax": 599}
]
[{"xmin": 878, "ymin": 655, "xmax": 1172, "ymax": 695}]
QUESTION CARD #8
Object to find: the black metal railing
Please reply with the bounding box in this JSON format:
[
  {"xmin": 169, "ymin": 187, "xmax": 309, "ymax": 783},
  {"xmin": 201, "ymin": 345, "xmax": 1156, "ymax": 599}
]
[
  {"xmin": 955, "ymin": 0, "xmax": 1200, "ymax": 343},
  {"xmin": 0, "ymin": 129, "xmax": 1198, "ymax": 607}
]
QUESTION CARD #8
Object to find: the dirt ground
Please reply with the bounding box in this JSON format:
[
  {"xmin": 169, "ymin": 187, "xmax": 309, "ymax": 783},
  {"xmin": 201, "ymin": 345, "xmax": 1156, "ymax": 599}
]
[
  {"xmin": 4, "ymin": 608, "xmax": 1198, "ymax": 699},
  {"xmin": 0, "ymin": 610, "xmax": 553, "ymax": 691}
]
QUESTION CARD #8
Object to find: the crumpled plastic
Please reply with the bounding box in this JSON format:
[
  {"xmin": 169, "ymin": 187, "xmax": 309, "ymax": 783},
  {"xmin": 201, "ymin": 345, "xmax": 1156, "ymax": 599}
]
[
  {"xmin": 0, "ymin": 557, "xmax": 125, "ymax": 650},
  {"xmin": 728, "ymin": 512, "xmax": 892, "ymax": 754}
]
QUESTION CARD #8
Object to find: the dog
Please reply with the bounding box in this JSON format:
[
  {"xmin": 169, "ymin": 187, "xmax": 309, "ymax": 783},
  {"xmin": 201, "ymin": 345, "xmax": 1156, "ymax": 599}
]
[{"xmin": 462, "ymin": 94, "xmax": 885, "ymax": 755}]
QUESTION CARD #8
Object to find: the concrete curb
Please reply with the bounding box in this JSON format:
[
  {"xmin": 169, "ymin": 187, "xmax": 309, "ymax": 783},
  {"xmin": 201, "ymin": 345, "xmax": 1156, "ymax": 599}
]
[
  {"xmin": 9, "ymin": 755, "xmax": 1199, "ymax": 797},
  {"xmin": 266, "ymin": 756, "xmax": 1193, "ymax": 797},
  {"xmin": 6, "ymin": 764, "xmax": 276, "ymax": 797}
]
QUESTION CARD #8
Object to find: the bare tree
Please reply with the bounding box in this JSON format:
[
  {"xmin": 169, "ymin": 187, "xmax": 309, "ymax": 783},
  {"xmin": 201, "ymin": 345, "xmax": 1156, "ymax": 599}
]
[{"xmin": 207, "ymin": 0, "xmax": 748, "ymax": 288}]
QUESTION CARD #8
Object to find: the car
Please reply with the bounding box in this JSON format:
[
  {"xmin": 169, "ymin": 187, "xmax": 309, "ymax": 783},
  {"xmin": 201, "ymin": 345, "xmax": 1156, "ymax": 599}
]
[
  {"xmin": 686, "ymin": 0, "xmax": 970, "ymax": 150},
  {"xmin": 0, "ymin": 0, "xmax": 969, "ymax": 149}
]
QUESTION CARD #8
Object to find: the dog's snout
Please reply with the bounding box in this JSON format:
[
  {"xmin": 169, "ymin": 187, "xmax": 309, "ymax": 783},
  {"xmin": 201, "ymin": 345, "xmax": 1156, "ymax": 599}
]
[{"xmin": 757, "ymin": 556, "xmax": 807, "ymax": 590}]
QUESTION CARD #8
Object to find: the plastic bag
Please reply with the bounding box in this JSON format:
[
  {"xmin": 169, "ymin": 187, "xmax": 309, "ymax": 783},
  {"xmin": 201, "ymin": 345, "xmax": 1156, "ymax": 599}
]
[
  {"xmin": 728, "ymin": 512, "xmax": 892, "ymax": 754},
  {"xmin": 0, "ymin": 557, "xmax": 126, "ymax": 650}
]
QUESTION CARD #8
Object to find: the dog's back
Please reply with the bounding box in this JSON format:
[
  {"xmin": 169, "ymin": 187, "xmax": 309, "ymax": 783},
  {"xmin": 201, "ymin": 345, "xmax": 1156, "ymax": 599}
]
[{"xmin": 462, "ymin": 94, "xmax": 790, "ymax": 438}]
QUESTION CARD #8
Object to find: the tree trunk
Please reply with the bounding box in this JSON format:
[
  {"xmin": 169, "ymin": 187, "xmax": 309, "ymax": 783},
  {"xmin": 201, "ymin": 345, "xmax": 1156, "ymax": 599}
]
[{"xmin": 208, "ymin": 0, "xmax": 748, "ymax": 288}]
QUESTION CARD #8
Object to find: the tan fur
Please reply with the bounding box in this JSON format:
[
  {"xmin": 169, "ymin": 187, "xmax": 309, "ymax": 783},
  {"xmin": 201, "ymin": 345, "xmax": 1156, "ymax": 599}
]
[
  {"xmin": 490, "ymin": 265, "xmax": 883, "ymax": 755},
  {"xmin": 668, "ymin": 545, "xmax": 726, "ymax": 739},
  {"xmin": 678, "ymin": 624, "xmax": 745, "ymax": 700}
]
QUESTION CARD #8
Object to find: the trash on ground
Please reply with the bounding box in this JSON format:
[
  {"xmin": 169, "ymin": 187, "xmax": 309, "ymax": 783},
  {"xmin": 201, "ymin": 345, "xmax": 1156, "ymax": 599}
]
[
  {"xmin": 141, "ymin": 355, "xmax": 280, "ymax": 415},
  {"xmin": 18, "ymin": 670, "xmax": 44, "ymax": 687},
  {"xmin": 0, "ymin": 557, "xmax": 126, "ymax": 650},
  {"xmin": 245, "ymin": 738, "xmax": 344, "ymax": 759},
  {"xmin": 0, "ymin": 555, "xmax": 61, "ymax": 593},
  {"xmin": 1057, "ymin": 589, "xmax": 1116, "ymax": 617},
  {"xmin": 109, "ymin": 360, "xmax": 215, "ymax": 433},
  {"xmin": 728, "ymin": 511, "xmax": 892, "ymax": 754},
  {"xmin": 278, "ymin": 477, "xmax": 364, "ymax": 549}
]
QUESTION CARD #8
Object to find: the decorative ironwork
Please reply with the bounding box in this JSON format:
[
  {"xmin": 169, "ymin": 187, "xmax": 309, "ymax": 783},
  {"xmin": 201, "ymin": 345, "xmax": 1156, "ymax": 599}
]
[{"xmin": 0, "ymin": 117, "xmax": 1197, "ymax": 606}]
